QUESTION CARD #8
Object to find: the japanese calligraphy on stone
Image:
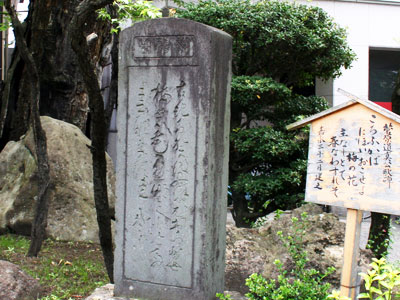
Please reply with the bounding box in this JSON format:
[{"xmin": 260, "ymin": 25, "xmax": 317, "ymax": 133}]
[
  {"xmin": 134, "ymin": 35, "xmax": 195, "ymax": 58},
  {"xmin": 305, "ymin": 104, "xmax": 400, "ymax": 215},
  {"xmin": 123, "ymin": 67, "xmax": 196, "ymax": 288},
  {"xmin": 115, "ymin": 18, "xmax": 232, "ymax": 300}
]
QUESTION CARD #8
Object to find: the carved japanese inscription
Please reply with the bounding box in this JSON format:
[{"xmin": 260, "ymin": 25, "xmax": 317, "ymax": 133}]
[
  {"xmin": 115, "ymin": 18, "xmax": 232, "ymax": 300},
  {"xmin": 124, "ymin": 67, "xmax": 195, "ymax": 288},
  {"xmin": 134, "ymin": 35, "xmax": 195, "ymax": 58},
  {"xmin": 306, "ymin": 103, "xmax": 400, "ymax": 215}
]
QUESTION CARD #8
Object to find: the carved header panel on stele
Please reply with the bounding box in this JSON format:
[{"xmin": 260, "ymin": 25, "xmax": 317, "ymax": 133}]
[
  {"xmin": 304, "ymin": 103, "xmax": 400, "ymax": 215},
  {"xmin": 115, "ymin": 18, "xmax": 232, "ymax": 300}
]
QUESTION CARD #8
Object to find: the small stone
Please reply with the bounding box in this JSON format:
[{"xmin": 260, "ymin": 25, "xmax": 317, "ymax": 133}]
[{"xmin": 0, "ymin": 260, "xmax": 42, "ymax": 300}]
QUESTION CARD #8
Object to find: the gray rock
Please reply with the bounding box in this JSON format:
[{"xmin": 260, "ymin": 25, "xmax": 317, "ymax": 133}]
[
  {"xmin": 0, "ymin": 260, "xmax": 42, "ymax": 300},
  {"xmin": 85, "ymin": 284, "xmax": 247, "ymax": 300},
  {"xmin": 0, "ymin": 116, "xmax": 116, "ymax": 242},
  {"xmin": 223, "ymin": 291, "xmax": 247, "ymax": 300},
  {"xmin": 225, "ymin": 204, "xmax": 372, "ymax": 294},
  {"xmin": 85, "ymin": 284, "xmax": 120, "ymax": 300}
]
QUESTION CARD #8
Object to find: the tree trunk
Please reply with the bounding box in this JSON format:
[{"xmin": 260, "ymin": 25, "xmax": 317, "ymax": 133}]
[
  {"xmin": 0, "ymin": 0, "xmax": 112, "ymax": 150},
  {"xmin": 105, "ymin": 33, "xmax": 118, "ymax": 143},
  {"xmin": 368, "ymin": 212, "xmax": 391, "ymax": 258},
  {"xmin": 231, "ymin": 191, "xmax": 252, "ymax": 228},
  {"xmin": 0, "ymin": 0, "xmax": 114, "ymax": 266},
  {"xmin": 68, "ymin": 0, "xmax": 114, "ymax": 282},
  {"xmin": 5, "ymin": 0, "xmax": 51, "ymax": 257}
]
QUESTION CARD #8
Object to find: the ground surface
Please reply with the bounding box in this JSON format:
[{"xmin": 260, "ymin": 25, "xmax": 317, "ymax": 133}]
[
  {"xmin": 0, "ymin": 234, "xmax": 108, "ymax": 299},
  {"xmin": 1, "ymin": 209, "xmax": 400, "ymax": 299},
  {"xmin": 332, "ymin": 207, "xmax": 400, "ymax": 263}
]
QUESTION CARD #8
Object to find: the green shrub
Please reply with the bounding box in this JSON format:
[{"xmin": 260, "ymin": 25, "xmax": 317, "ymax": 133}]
[
  {"xmin": 359, "ymin": 258, "xmax": 400, "ymax": 300},
  {"xmin": 177, "ymin": 0, "xmax": 354, "ymax": 85},
  {"xmin": 367, "ymin": 214, "xmax": 392, "ymax": 259},
  {"xmin": 219, "ymin": 212, "xmax": 334, "ymax": 300},
  {"xmin": 328, "ymin": 258, "xmax": 400, "ymax": 300},
  {"xmin": 177, "ymin": 0, "xmax": 355, "ymax": 227}
]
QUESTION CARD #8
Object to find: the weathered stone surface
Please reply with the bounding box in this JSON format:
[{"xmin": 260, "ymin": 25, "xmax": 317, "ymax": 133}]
[
  {"xmin": 0, "ymin": 116, "xmax": 115, "ymax": 242},
  {"xmin": 223, "ymin": 291, "xmax": 247, "ymax": 300},
  {"xmin": 85, "ymin": 284, "xmax": 120, "ymax": 300},
  {"xmin": 115, "ymin": 18, "xmax": 232, "ymax": 300},
  {"xmin": 225, "ymin": 204, "xmax": 372, "ymax": 294},
  {"xmin": 85, "ymin": 284, "xmax": 247, "ymax": 300},
  {"xmin": 0, "ymin": 260, "xmax": 42, "ymax": 300}
]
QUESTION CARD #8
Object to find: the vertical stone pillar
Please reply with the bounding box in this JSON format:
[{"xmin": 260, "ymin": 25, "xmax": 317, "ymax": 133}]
[{"xmin": 114, "ymin": 18, "xmax": 232, "ymax": 300}]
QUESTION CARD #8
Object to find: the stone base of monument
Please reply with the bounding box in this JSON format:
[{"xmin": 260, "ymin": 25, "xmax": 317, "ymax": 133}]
[{"xmin": 85, "ymin": 284, "xmax": 246, "ymax": 300}]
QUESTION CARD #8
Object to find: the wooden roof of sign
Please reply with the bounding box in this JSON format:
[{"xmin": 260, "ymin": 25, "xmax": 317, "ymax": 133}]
[
  {"xmin": 287, "ymin": 90, "xmax": 400, "ymax": 215},
  {"xmin": 287, "ymin": 89, "xmax": 400, "ymax": 130}
]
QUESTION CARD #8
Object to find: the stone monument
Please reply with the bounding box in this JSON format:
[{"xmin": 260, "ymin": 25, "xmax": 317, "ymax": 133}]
[{"xmin": 114, "ymin": 18, "xmax": 232, "ymax": 300}]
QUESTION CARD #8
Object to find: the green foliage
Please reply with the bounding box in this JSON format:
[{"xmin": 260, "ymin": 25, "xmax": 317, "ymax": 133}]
[
  {"xmin": 229, "ymin": 78, "xmax": 328, "ymax": 218},
  {"xmin": 327, "ymin": 290, "xmax": 352, "ymax": 300},
  {"xmin": 359, "ymin": 258, "xmax": 400, "ymax": 300},
  {"xmin": 329, "ymin": 258, "xmax": 400, "ymax": 300},
  {"xmin": 219, "ymin": 212, "xmax": 335, "ymax": 300},
  {"xmin": 0, "ymin": 2, "xmax": 14, "ymax": 32},
  {"xmin": 177, "ymin": 0, "xmax": 354, "ymax": 226},
  {"xmin": 367, "ymin": 215, "xmax": 392, "ymax": 259},
  {"xmin": 97, "ymin": 0, "xmax": 161, "ymax": 33},
  {"xmin": 245, "ymin": 214, "xmax": 334, "ymax": 300},
  {"xmin": 0, "ymin": 234, "xmax": 108, "ymax": 299},
  {"xmin": 39, "ymin": 296, "xmax": 73, "ymax": 300},
  {"xmin": 216, "ymin": 293, "xmax": 233, "ymax": 300},
  {"xmin": 0, "ymin": 233, "xmax": 30, "ymax": 250},
  {"xmin": 177, "ymin": 0, "xmax": 355, "ymax": 86}
]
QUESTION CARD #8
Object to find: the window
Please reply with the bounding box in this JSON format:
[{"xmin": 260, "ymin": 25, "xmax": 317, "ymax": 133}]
[{"xmin": 369, "ymin": 49, "xmax": 400, "ymax": 111}]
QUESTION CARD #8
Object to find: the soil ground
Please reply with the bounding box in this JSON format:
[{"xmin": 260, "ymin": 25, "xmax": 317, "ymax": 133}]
[
  {"xmin": 332, "ymin": 207, "xmax": 400, "ymax": 263},
  {"xmin": 0, "ymin": 235, "xmax": 107, "ymax": 299}
]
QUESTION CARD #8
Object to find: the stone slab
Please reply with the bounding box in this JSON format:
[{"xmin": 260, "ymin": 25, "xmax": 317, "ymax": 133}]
[{"xmin": 115, "ymin": 18, "xmax": 232, "ymax": 300}]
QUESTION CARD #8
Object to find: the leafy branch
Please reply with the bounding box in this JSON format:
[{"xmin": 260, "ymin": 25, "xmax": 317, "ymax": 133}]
[{"xmin": 97, "ymin": 0, "xmax": 161, "ymax": 33}]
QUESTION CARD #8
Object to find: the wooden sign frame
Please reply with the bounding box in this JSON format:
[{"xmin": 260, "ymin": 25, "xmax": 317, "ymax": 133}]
[{"xmin": 287, "ymin": 92, "xmax": 400, "ymax": 299}]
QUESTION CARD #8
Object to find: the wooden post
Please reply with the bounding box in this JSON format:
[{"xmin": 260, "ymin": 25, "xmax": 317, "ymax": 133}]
[{"xmin": 340, "ymin": 208, "xmax": 363, "ymax": 299}]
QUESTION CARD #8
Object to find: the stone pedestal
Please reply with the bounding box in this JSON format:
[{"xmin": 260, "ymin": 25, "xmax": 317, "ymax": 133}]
[{"xmin": 114, "ymin": 18, "xmax": 232, "ymax": 300}]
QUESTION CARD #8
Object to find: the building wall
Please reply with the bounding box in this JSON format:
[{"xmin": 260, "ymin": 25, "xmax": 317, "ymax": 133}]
[
  {"xmin": 295, "ymin": 0, "xmax": 400, "ymax": 106},
  {"xmin": 155, "ymin": 0, "xmax": 400, "ymax": 107}
]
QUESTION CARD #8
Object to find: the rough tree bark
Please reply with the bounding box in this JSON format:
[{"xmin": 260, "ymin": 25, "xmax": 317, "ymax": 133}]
[
  {"xmin": 4, "ymin": 0, "xmax": 51, "ymax": 257},
  {"xmin": 105, "ymin": 32, "xmax": 119, "ymax": 141},
  {"xmin": 0, "ymin": 0, "xmax": 115, "ymax": 274},
  {"xmin": 0, "ymin": 0, "xmax": 112, "ymax": 150},
  {"xmin": 67, "ymin": 0, "xmax": 114, "ymax": 282}
]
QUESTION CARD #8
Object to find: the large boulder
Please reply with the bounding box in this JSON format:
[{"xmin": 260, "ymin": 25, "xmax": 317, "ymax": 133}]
[
  {"xmin": 0, "ymin": 116, "xmax": 115, "ymax": 242},
  {"xmin": 0, "ymin": 260, "xmax": 42, "ymax": 300},
  {"xmin": 225, "ymin": 204, "xmax": 372, "ymax": 294}
]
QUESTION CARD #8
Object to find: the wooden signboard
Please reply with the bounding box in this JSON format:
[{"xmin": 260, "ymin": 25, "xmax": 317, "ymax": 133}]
[{"xmin": 287, "ymin": 95, "xmax": 400, "ymax": 299}]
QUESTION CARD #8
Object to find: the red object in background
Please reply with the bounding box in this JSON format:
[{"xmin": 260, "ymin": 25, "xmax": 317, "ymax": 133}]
[{"xmin": 374, "ymin": 102, "xmax": 392, "ymax": 111}]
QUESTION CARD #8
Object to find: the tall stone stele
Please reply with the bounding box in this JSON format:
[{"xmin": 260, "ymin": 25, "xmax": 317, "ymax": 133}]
[{"xmin": 114, "ymin": 18, "xmax": 232, "ymax": 300}]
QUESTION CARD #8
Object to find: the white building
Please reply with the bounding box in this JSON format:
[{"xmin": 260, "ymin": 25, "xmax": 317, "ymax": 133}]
[
  {"xmin": 303, "ymin": 0, "xmax": 400, "ymax": 109},
  {"xmin": 154, "ymin": 0, "xmax": 400, "ymax": 110}
]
